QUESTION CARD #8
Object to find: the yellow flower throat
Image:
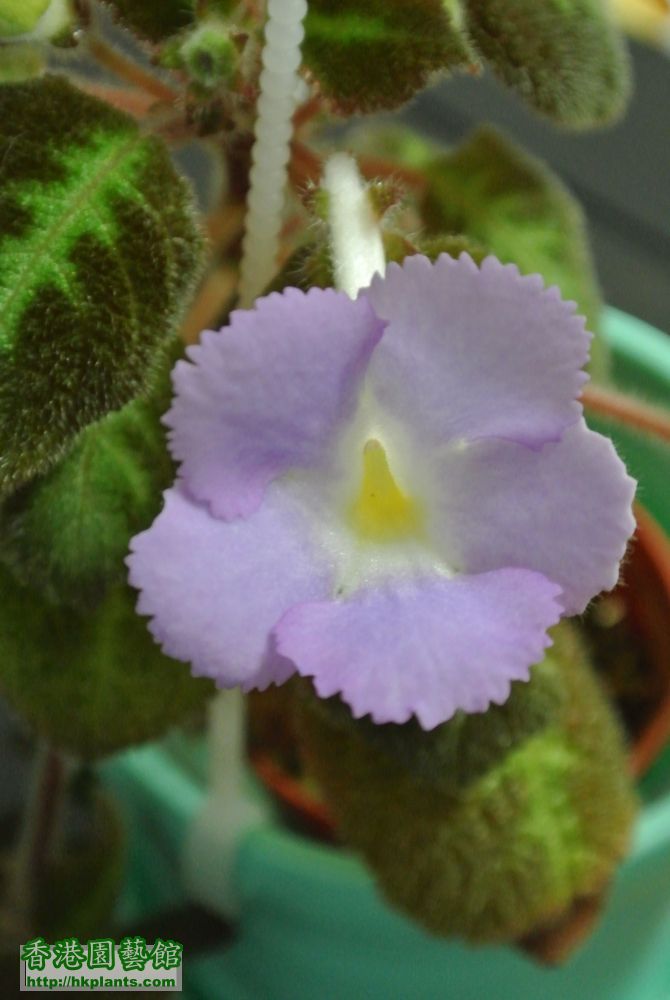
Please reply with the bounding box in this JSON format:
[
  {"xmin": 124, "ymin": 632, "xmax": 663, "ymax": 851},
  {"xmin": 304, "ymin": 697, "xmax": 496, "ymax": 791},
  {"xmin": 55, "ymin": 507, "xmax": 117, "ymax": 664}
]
[{"xmin": 349, "ymin": 439, "xmax": 424, "ymax": 543}]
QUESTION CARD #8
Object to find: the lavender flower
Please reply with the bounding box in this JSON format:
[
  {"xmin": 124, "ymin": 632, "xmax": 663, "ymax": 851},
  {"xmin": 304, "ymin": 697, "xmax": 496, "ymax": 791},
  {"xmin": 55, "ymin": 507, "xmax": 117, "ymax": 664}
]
[{"xmin": 128, "ymin": 253, "xmax": 635, "ymax": 729}]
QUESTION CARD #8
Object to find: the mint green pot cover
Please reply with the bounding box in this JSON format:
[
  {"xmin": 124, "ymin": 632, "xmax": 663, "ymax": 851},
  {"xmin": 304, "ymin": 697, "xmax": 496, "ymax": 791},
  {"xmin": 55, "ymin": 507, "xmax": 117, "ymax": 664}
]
[{"xmin": 103, "ymin": 309, "xmax": 670, "ymax": 1000}]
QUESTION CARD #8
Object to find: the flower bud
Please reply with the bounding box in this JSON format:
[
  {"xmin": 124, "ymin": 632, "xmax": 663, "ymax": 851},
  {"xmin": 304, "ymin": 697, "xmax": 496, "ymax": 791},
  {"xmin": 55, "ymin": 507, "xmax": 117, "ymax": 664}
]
[{"xmin": 180, "ymin": 19, "xmax": 237, "ymax": 91}]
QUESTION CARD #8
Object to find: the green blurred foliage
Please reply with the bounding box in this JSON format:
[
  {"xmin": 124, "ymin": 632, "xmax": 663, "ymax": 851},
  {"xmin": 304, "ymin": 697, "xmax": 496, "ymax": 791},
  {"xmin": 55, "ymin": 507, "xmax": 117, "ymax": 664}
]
[
  {"xmin": 0, "ymin": 562, "xmax": 214, "ymax": 758},
  {"xmin": 422, "ymin": 127, "xmax": 602, "ymax": 328},
  {"xmin": 421, "ymin": 126, "xmax": 608, "ymax": 376},
  {"xmin": 297, "ymin": 622, "xmax": 637, "ymax": 943},
  {"xmin": 299, "ymin": 652, "xmax": 564, "ymax": 797},
  {"xmin": 464, "ymin": 0, "xmax": 631, "ymax": 127},
  {"xmin": 0, "ymin": 0, "xmax": 51, "ymax": 36},
  {"xmin": 0, "ymin": 41, "xmax": 45, "ymax": 80}
]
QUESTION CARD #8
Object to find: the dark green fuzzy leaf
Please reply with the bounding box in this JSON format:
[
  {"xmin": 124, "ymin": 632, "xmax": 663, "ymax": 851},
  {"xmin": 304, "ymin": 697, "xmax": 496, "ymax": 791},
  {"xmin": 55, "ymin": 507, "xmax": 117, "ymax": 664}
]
[
  {"xmin": 410, "ymin": 232, "xmax": 487, "ymax": 265},
  {"xmin": 105, "ymin": 0, "xmax": 196, "ymax": 42},
  {"xmin": 465, "ymin": 0, "xmax": 631, "ymax": 127},
  {"xmin": 299, "ymin": 652, "xmax": 564, "ymax": 796},
  {"xmin": 0, "ymin": 340, "xmax": 180, "ymax": 609},
  {"xmin": 423, "ymin": 127, "xmax": 601, "ymax": 324},
  {"xmin": 105, "ymin": 0, "xmax": 236, "ymax": 43},
  {"xmin": 0, "ymin": 75, "xmax": 202, "ymax": 496},
  {"xmin": 421, "ymin": 126, "xmax": 608, "ymax": 376},
  {"xmin": 303, "ymin": 0, "xmax": 476, "ymax": 114},
  {"xmin": 297, "ymin": 622, "xmax": 637, "ymax": 943},
  {"xmin": 0, "ymin": 564, "xmax": 214, "ymax": 758}
]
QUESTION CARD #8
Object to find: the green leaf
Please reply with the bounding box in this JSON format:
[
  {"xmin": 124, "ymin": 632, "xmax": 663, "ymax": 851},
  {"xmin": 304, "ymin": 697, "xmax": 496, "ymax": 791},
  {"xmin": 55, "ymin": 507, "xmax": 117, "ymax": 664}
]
[
  {"xmin": 0, "ymin": 42, "xmax": 46, "ymax": 81},
  {"xmin": 0, "ymin": 340, "xmax": 180, "ymax": 609},
  {"xmin": 465, "ymin": 0, "xmax": 631, "ymax": 127},
  {"xmin": 0, "ymin": 75, "xmax": 202, "ymax": 496},
  {"xmin": 299, "ymin": 652, "xmax": 564, "ymax": 797},
  {"xmin": 107, "ymin": 0, "xmax": 236, "ymax": 44},
  {"xmin": 297, "ymin": 622, "xmax": 637, "ymax": 943},
  {"xmin": 0, "ymin": 0, "xmax": 50, "ymax": 36},
  {"xmin": 0, "ymin": 564, "xmax": 214, "ymax": 758},
  {"xmin": 105, "ymin": 0, "xmax": 196, "ymax": 43},
  {"xmin": 421, "ymin": 126, "xmax": 608, "ymax": 376},
  {"xmin": 303, "ymin": 0, "xmax": 476, "ymax": 114}
]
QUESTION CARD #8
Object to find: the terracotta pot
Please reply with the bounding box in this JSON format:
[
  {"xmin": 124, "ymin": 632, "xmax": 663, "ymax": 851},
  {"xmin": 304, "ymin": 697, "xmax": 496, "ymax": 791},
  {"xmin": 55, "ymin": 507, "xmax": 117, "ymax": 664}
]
[
  {"xmin": 626, "ymin": 505, "xmax": 670, "ymax": 777},
  {"xmin": 516, "ymin": 503, "xmax": 670, "ymax": 964}
]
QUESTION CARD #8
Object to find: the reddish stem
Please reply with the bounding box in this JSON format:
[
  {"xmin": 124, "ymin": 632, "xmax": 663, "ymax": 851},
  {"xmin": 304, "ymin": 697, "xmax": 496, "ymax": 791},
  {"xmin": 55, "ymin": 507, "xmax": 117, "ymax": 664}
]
[
  {"xmin": 293, "ymin": 95, "xmax": 323, "ymax": 132},
  {"xmin": 583, "ymin": 384, "xmax": 670, "ymax": 445},
  {"xmin": 181, "ymin": 266, "xmax": 238, "ymax": 343},
  {"xmin": 87, "ymin": 35, "xmax": 179, "ymax": 105},
  {"xmin": 2, "ymin": 746, "xmax": 67, "ymax": 943},
  {"xmin": 71, "ymin": 81, "xmax": 157, "ymax": 119}
]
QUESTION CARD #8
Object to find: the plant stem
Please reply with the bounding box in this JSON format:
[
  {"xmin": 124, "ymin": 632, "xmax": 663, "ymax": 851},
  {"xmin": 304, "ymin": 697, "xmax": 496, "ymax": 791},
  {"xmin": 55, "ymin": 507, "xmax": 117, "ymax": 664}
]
[
  {"xmin": 238, "ymin": 0, "xmax": 308, "ymax": 306},
  {"xmin": 181, "ymin": 264, "xmax": 238, "ymax": 343},
  {"xmin": 86, "ymin": 35, "xmax": 179, "ymax": 105},
  {"xmin": 292, "ymin": 94, "xmax": 322, "ymax": 131},
  {"xmin": 209, "ymin": 689, "xmax": 246, "ymax": 800},
  {"xmin": 583, "ymin": 384, "xmax": 670, "ymax": 444},
  {"xmin": 3, "ymin": 745, "xmax": 68, "ymax": 943}
]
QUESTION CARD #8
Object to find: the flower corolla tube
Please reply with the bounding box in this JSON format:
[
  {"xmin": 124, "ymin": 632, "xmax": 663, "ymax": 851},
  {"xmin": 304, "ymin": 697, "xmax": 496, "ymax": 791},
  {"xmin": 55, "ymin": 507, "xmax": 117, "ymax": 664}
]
[{"xmin": 128, "ymin": 253, "xmax": 635, "ymax": 729}]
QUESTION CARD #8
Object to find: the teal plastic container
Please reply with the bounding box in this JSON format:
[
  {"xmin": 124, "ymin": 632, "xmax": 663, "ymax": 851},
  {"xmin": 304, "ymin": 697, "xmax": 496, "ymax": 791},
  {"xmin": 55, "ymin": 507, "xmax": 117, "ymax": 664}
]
[{"xmin": 103, "ymin": 309, "xmax": 670, "ymax": 1000}]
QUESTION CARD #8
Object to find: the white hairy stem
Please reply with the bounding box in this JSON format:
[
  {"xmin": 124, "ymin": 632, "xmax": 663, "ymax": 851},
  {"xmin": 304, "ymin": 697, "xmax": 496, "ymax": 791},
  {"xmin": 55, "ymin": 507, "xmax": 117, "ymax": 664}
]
[
  {"xmin": 238, "ymin": 0, "xmax": 308, "ymax": 307},
  {"xmin": 322, "ymin": 153, "xmax": 387, "ymax": 299},
  {"xmin": 209, "ymin": 687, "xmax": 245, "ymax": 799},
  {"xmin": 184, "ymin": 687, "xmax": 268, "ymax": 917},
  {"xmin": 191, "ymin": 1, "xmax": 308, "ymax": 907}
]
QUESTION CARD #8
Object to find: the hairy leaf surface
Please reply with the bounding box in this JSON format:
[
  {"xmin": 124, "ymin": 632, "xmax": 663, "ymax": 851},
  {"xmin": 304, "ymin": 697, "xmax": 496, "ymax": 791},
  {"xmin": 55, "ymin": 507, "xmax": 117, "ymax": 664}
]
[
  {"xmin": 303, "ymin": 0, "xmax": 476, "ymax": 113},
  {"xmin": 0, "ymin": 76, "xmax": 202, "ymax": 494},
  {"xmin": 465, "ymin": 0, "xmax": 631, "ymax": 127}
]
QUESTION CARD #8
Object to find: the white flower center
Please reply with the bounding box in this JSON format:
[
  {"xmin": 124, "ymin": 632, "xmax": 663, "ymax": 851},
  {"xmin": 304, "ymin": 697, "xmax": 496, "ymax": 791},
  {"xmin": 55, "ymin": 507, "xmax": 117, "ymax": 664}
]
[{"xmin": 279, "ymin": 394, "xmax": 455, "ymax": 597}]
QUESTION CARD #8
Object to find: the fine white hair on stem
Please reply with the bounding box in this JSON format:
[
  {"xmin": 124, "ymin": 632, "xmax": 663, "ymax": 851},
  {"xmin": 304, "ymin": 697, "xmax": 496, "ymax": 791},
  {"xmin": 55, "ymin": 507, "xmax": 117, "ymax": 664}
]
[
  {"xmin": 322, "ymin": 153, "xmax": 387, "ymax": 299},
  {"xmin": 238, "ymin": 0, "xmax": 308, "ymax": 307},
  {"xmin": 199, "ymin": 0, "xmax": 308, "ymax": 901}
]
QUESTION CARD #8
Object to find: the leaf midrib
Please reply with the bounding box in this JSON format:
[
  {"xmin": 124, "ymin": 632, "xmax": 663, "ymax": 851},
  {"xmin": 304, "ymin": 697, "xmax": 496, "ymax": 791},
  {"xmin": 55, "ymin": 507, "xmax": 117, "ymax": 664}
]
[{"xmin": 0, "ymin": 129, "xmax": 142, "ymax": 347}]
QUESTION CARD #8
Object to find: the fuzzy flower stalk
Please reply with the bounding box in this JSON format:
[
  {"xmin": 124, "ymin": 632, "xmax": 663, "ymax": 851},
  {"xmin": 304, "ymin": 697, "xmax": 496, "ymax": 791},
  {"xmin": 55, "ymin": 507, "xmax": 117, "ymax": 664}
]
[
  {"xmin": 238, "ymin": 0, "xmax": 307, "ymax": 307},
  {"xmin": 128, "ymin": 155, "xmax": 636, "ymax": 731}
]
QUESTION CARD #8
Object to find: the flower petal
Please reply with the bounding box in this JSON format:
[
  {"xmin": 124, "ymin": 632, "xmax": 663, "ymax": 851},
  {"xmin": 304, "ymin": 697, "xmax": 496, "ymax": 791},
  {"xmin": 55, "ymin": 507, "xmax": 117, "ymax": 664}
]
[
  {"xmin": 365, "ymin": 253, "xmax": 590, "ymax": 449},
  {"xmin": 166, "ymin": 288, "xmax": 384, "ymax": 520},
  {"xmin": 127, "ymin": 483, "xmax": 333, "ymax": 689},
  {"xmin": 431, "ymin": 421, "xmax": 636, "ymax": 615},
  {"xmin": 275, "ymin": 570, "xmax": 562, "ymax": 729}
]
